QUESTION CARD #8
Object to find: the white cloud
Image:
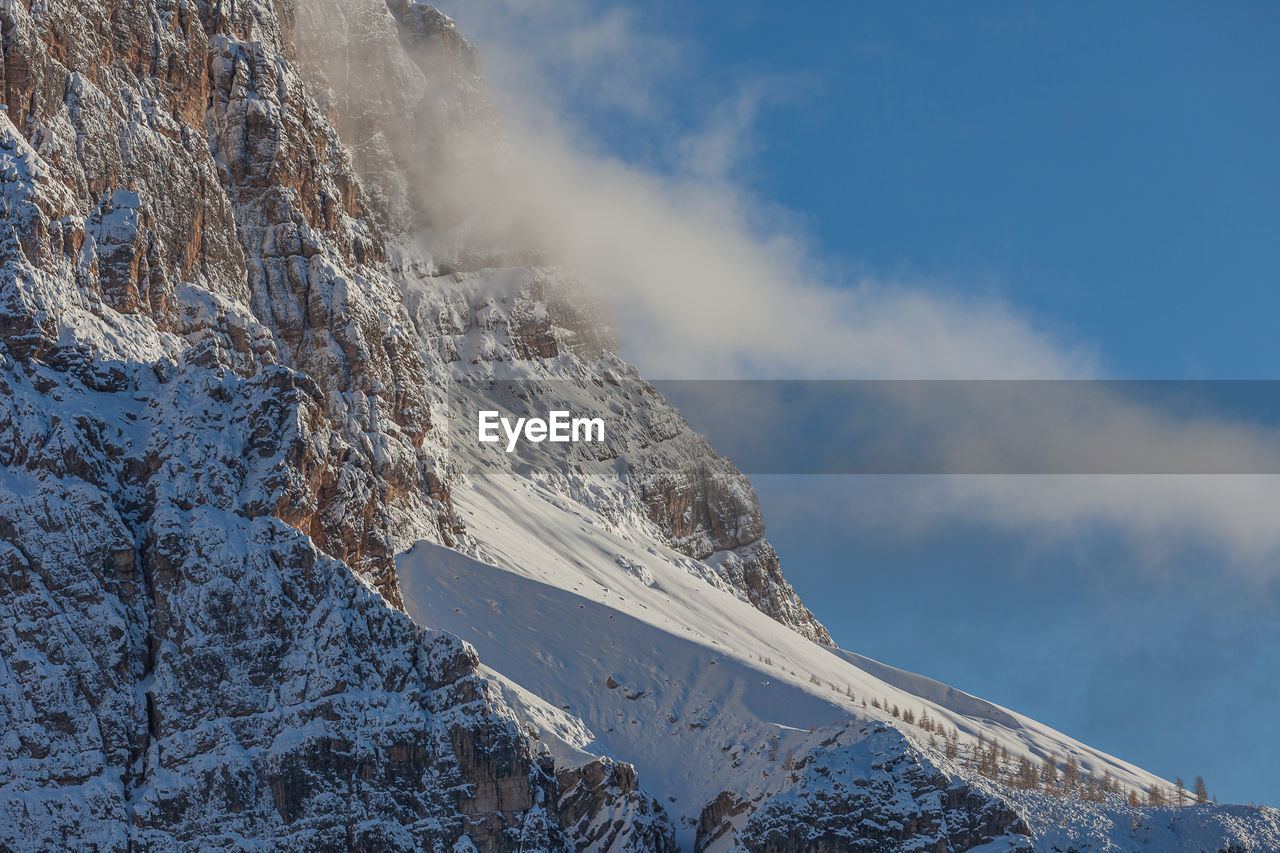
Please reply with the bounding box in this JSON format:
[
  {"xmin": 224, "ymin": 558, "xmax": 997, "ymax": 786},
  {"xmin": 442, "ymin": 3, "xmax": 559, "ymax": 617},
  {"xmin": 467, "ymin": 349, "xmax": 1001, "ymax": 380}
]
[
  {"xmin": 434, "ymin": 1, "xmax": 1090, "ymax": 379},
  {"xmin": 424, "ymin": 2, "xmax": 1280, "ymax": 562}
]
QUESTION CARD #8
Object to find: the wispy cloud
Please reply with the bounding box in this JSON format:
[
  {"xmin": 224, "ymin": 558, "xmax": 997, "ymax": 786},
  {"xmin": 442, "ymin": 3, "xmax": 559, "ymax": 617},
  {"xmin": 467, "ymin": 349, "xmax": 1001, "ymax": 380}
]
[
  {"xmin": 434, "ymin": 0, "xmax": 1091, "ymax": 379},
  {"xmin": 310, "ymin": 0, "xmax": 1280, "ymax": 564}
]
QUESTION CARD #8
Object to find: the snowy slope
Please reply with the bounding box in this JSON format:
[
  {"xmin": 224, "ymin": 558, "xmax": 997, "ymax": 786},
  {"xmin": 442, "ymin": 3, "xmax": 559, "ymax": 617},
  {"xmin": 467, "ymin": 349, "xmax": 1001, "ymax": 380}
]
[{"xmin": 397, "ymin": 469, "xmax": 1235, "ymax": 849}]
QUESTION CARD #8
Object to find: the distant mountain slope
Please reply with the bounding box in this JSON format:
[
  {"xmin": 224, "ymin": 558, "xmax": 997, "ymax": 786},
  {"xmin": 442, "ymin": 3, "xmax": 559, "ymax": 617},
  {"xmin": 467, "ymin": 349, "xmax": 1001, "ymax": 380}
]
[{"xmin": 399, "ymin": 472, "xmax": 1280, "ymax": 851}]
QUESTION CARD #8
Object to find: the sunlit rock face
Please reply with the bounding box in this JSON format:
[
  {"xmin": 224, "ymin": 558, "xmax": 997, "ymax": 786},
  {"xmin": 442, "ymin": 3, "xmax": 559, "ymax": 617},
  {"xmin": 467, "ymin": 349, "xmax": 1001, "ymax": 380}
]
[
  {"xmin": 0, "ymin": 0, "xmax": 556, "ymax": 848},
  {"xmin": 289, "ymin": 0, "xmax": 832, "ymax": 643}
]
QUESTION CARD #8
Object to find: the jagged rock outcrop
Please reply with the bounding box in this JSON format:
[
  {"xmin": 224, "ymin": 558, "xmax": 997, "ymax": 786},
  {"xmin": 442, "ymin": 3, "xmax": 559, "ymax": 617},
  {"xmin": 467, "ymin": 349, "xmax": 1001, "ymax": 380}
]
[
  {"xmin": 290, "ymin": 0, "xmax": 832, "ymax": 645},
  {"xmin": 696, "ymin": 791, "xmax": 752, "ymax": 852},
  {"xmin": 0, "ymin": 344, "xmax": 567, "ymax": 850},
  {"xmin": 697, "ymin": 723, "xmax": 1032, "ymax": 853},
  {"xmin": 0, "ymin": 0, "xmax": 460, "ymax": 608},
  {"xmin": 556, "ymin": 757, "xmax": 679, "ymax": 852}
]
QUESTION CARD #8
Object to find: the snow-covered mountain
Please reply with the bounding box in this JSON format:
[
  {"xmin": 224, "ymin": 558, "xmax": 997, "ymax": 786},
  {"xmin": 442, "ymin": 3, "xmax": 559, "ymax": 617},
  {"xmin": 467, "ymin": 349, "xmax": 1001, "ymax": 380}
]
[{"xmin": 0, "ymin": 0, "xmax": 1275, "ymax": 850}]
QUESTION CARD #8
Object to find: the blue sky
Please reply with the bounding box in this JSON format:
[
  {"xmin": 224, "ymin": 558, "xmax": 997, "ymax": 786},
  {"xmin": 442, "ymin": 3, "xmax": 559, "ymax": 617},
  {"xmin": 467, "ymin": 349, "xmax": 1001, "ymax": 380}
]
[
  {"xmin": 450, "ymin": 0, "xmax": 1280, "ymax": 806},
  {"xmin": 581, "ymin": 1, "xmax": 1280, "ymax": 378},
  {"xmin": 754, "ymin": 476, "xmax": 1280, "ymax": 808},
  {"xmin": 683, "ymin": 3, "xmax": 1279, "ymax": 804},
  {"xmin": 753, "ymin": 4, "xmax": 1279, "ymax": 379},
  {"xmin": 691, "ymin": 6, "xmax": 1280, "ymax": 799}
]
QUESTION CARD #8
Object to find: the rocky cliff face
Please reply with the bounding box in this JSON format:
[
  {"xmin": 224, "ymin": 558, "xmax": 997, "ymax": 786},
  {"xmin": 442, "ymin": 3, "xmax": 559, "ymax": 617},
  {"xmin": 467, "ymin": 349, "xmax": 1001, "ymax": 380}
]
[
  {"xmin": 0, "ymin": 0, "xmax": 623, "ymax": 848},
  {"xmin": 0, "ymin": 314, "xmax": 566, "ymax": 852},
  {"xmin": 556, "ymin": 757, "xmax": 679, "ymax": 853},
  {"xmin": 288, "ymin": 0, "xmax": 831, "ymax": 645},
  {"xmin": 0, "ymin": 0, "xmax": 462, "ymax": 608}
]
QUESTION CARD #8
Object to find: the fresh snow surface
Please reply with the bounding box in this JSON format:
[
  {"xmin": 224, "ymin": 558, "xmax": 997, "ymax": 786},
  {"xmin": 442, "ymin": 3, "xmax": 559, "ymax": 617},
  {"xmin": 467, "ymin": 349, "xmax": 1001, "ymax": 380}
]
[{"xmin": 397, "ymin": 470, "xmax": 1171, "ymax": 848}]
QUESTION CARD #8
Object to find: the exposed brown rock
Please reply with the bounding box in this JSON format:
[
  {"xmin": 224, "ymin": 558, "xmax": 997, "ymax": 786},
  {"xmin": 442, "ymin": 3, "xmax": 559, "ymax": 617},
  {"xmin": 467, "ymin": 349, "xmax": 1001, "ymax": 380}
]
[{"xmin": 556, "ymin": 757, "xmax": 678, "ymax": 853}]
